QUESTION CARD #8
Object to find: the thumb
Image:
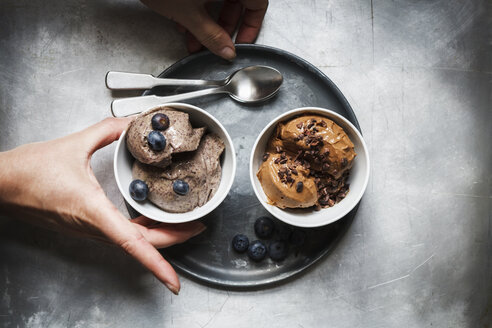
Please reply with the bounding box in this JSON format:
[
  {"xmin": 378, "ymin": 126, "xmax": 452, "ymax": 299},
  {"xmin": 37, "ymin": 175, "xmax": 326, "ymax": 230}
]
[
  {"xmin": 77, "ymin": 117, "xmax": 134, "ymax": 155},
  {"xmin": 184, "ymin": 7, "xmax": 236, "ymax": 60}
]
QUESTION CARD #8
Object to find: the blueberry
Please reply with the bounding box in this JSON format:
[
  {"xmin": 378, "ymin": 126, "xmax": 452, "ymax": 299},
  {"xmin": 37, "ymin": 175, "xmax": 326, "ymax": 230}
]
[
  {"xmin": 247, "ymin": 240, "xmax": 267, "ymax": 261},
  {"xmin": 151, "ymin": 113, "xmax": 170, "ymax": 131},
  {"xmin": 232, "ymin": 234, "xmax": 249, "ymax": 253},
  {"xmin": 289, "ymin": 229, "xmax": 306, "ymax": 247},
  {"xmin": 277, "ymin": 225, "xmax": 293, "ymax": 241},
  {"xmin": 269, "ymin": 241, "xmax": 289, "ymax": 261},
  {"xmin": 147, "ymin": 131, "xmax": 166, "ymax": 151},
  {"xmin": 129, "ymin": 179, "xmax": 148, "ymax": 201},
  {"xmin": 254, "ymin": 216, "xmax": 275, "ymax": 239},
  {"xmin": 173, "ymin": 179, "xmax": 189, "ymax": 195}
]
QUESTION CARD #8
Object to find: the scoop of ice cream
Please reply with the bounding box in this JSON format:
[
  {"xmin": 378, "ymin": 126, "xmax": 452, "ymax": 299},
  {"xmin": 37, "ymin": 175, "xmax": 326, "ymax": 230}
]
[
  {"xmin": 132, "ymin": 134, "xmax": 225, "ymax": 213},
  {"xmin": 126, "ymin": 106, "xmax": 205, "ymax": 168},
  {"xmin": 257, "ymin": 154, "xmax": 317, "ymax": 209},
  {"xmin": 257, "ymin": 114, "xmax": 356, "ymax": 209},
  {"xmin": 271, "ymin": 115, "xmax": 356, "ymax": 179}
]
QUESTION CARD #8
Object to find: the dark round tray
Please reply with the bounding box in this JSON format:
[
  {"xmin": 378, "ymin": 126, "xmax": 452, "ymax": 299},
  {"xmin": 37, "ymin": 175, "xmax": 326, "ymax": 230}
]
[{"xmin": 129, "ymin": 44, "xmax": 361, "ymax": 288}]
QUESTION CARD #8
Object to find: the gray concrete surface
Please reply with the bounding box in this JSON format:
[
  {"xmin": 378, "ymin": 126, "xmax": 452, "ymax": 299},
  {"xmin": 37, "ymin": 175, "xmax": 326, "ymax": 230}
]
[{"xmin": 1, "ymin": 0, "xmax": 491, "ymax": 327}]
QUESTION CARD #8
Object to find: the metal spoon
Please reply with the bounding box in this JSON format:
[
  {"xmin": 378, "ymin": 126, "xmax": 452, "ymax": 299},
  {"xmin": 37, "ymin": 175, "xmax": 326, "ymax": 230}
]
[
  {"xmin": 106, "ymin": 71, "xmax": 225, "ymax": 90},
  {"xmin": 110, "ymin": 66, "xmax": 283, "ymax": 117}
]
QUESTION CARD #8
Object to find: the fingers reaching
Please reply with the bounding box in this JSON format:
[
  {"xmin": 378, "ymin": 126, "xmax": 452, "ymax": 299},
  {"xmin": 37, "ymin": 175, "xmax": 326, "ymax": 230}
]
[
  {"xmin": 184, "ymin": 7, "xmax": 236, "ymax": 59},
  {"xmin": 175, "ymin": 22, "xmax": 187, "ymax": 34},
  {"xmin": 133, "ymin": 220, "xmax": 206, "ymax": 248},
  {"xmin": 131, "ymin": 215, "xmax": 162, "ymax": 227},
  {"xmin": 119, "ymin": 230, "xmax": 181, "ymax": 294},
  {"xmin": 141, "ymin": 0, "xmax": 268, "ymax": 59},
  {"xmin": 186, "ymin": 30, "xmax": 203, "ymax": 54},
  {"xmin": 218, "ymin": 0, "xmax": 243, "ymax": 36},
  {"xmin": 236, "ymin": 0, "xmax": 268, "ymax": 44},
  {"xmin": 88, "ymin": 198, "xmax": 182, "ymax": 294}
]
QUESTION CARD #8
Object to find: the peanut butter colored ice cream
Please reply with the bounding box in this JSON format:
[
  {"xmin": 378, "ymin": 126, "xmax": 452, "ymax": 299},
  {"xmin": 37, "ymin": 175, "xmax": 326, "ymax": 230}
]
[{"xmin": 257, "ymin": 115, "xmax": 356, "ymax": 209}]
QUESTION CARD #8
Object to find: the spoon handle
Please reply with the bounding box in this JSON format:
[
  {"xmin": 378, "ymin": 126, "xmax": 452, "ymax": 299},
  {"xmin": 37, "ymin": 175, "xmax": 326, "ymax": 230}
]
[
  {"xmin": 111, "ymin": 88, "xmax": 225, "ymax": 117},
  {"xmin": 105, "ymin": 71, "xmax": 224, "ymax": 90}
]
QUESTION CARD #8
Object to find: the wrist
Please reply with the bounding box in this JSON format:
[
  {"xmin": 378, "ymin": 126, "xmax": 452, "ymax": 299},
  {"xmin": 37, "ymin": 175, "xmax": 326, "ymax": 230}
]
[{"xmin": 0, "ymin": 148, "xmax": 24, "ymax": 207}]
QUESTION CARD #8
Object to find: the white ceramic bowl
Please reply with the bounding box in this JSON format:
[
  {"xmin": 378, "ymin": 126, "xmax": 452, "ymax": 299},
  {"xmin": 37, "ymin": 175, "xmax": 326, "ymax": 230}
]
[
  {"xmin": 114, "ymin": 103, "xmax": 236, "ymax": 223},
  {"xmin": 250, "ymin": 107, "xmax": 370, "ymax": 228}
]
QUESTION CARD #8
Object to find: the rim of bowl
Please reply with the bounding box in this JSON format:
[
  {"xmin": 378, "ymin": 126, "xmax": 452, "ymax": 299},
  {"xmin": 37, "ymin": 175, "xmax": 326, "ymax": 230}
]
[
  {"xmin": 249, "ymin": 107, "xmax": 370, "ymax": 227},
  {"xmin": 114, "ymin": 102, "xmax": 236, "ymax": 223}
]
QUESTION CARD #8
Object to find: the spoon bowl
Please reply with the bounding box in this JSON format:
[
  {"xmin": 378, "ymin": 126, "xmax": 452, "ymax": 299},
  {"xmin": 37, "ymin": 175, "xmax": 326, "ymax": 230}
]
[{"xmin": 225, "ymin": 66, "xmax": 283, "ymax": 103}]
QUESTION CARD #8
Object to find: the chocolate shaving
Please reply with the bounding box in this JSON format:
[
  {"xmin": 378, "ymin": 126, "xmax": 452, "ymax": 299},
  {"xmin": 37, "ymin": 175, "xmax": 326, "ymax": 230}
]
[
  {"xmin": 262, "ymin": 153, "xmax": 270, "ymax": 162},
  {"xmin": 296, "ymin": 181, "xmax": 303, "ymax": 193}
]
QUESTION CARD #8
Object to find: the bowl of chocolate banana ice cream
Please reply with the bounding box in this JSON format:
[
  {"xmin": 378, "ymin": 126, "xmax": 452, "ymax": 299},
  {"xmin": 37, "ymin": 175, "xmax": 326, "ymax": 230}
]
[
  {"xmin": 114, "ymin": 103, "xmax": 236, "ymax": 223},
  {"xmin": 250, "ymin": 107, "xmax": 369, "ymax": 227}
]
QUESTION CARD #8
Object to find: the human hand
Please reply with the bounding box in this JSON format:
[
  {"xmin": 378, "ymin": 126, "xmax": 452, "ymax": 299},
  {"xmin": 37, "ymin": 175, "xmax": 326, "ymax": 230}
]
[
  {"xmin": 0, "ymin": 117, "xmax": 206, "ymax": 295},
  {"xmin": 141, "ymin": 0, "xmax": 269, "ymax": 60}
]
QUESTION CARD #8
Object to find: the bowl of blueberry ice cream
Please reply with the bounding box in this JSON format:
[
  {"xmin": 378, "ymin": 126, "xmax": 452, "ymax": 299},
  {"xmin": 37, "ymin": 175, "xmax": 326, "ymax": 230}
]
[{"xmin": 114, "ymin": 103, "xmax": 236, "ymax": 223}]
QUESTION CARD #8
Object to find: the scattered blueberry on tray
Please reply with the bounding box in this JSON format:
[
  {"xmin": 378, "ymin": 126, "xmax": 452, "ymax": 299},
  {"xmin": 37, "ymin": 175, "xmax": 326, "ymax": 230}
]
[
  {"xmin": 254, "ymin": 216, "xmax": 275, "ymax": 239},
  {"xmin": 289, "ymin": 229, "xmax": 306, "ymax": 247},
  {"xmin": 247, "ymin": 240, "xmax": 267, "ymax": 261},
  {"xmin": 268, "ymin": 241, "xmax": 289, "ymax": 261},
  {"xmin": 277, "ymin": 225, "xmax": 293, "ymax": 242},
  {"xmin": 232, "ymin": 234, "xmax": 249, "ymax": 253},
  {"xmin": 129, "ymin": 179, "xmax": 149, "ymax": 201},
  {"xmin": 231, "ymin": 216, "xmax": 308, "ymax": 263}
]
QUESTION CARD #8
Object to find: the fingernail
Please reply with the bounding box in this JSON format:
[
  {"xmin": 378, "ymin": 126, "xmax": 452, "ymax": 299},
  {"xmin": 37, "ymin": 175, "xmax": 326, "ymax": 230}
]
[
  {"xmin": 165, "ymin": 283, "xmax": 179, "ymax": 295},
  {"xmin": 219, "ymin": 47, "xmax": 236, "ymax": 60},
  {"xmin": 192, "ymin": 224, "xmax": 207, "ymax": 238}
]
